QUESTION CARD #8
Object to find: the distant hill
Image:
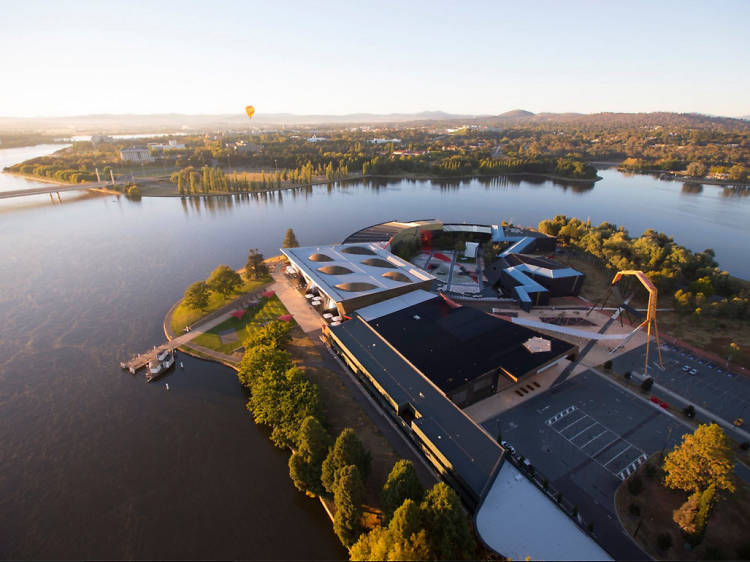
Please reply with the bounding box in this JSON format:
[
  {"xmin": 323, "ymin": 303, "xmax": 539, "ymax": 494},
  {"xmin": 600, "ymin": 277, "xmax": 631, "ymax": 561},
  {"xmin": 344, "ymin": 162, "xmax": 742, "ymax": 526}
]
[{"xmin": 0, "ymin": 110, "xmax": 748, "ymax": 134}]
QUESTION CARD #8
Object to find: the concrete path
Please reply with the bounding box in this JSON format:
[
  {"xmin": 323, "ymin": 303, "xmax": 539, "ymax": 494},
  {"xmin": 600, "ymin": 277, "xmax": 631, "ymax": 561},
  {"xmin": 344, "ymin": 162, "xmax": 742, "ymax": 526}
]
[{"xmin": 269, "ymin": 271, "xmax": 325, "ymax": 334}]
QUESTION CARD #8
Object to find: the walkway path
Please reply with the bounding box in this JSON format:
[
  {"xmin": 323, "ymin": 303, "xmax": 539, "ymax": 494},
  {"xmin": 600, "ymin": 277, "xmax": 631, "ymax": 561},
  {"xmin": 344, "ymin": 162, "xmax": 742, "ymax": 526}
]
[{"xmin": 269, "ymin": 271, "xmax": 325, "ymax": 333}]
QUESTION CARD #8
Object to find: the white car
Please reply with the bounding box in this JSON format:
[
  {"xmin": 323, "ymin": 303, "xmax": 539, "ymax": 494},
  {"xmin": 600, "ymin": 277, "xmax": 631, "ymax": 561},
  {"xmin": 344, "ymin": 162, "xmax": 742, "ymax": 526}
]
[{"xmin": 689, "ymin": 369, "xmax": 697, "ymax": 375}]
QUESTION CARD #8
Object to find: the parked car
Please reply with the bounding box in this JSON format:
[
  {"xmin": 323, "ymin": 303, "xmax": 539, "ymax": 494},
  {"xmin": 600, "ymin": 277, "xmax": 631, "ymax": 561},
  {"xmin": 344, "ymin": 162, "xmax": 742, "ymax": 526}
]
[
  {"xmin": 717, "ymin": 368, "xmax": 724, "ymax": 374},
  {"xmin": 500, "ymin": 440, "xmax": 516, "ymax": 455},
  {"xmin": 681, "ymin": 365, "xmax": 691, "ymax": 372},
  {"xmin": 688, "ymin": 355, "xmax": 695, "ymax": 361},
  {"xmin": 697, "ymin": 360, "xmax": 705, "ymax": 365},
  {"xmin": 689, "ymin": 369, "xmax": 698, "ymax": 375},
  {"xmin": 707, "ymin": 363, "xmax": 715, "ymax": 370}
]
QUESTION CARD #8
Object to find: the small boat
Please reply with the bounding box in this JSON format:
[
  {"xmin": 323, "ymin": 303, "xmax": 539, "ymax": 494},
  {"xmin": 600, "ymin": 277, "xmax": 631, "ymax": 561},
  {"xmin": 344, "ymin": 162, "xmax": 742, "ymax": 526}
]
[{"xmin": 146, "ymin": 350, "xmax": 176, "ymax": 382}]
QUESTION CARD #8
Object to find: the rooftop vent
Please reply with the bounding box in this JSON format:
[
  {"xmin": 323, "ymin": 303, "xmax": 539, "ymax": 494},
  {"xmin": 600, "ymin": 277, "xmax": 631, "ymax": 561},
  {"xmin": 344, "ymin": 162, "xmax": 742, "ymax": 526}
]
[
  {"xmin": 382, "ymin": 271, "xmax": 411, "ymax": 283},
  {"xmin": 523, "ymin": 336, "xmax": 551, "ymax": 354},
  {"xmin": 341, "ymin": 246, "xmax": 376, "ymax": 255},
  {"xmin": 317, "ymin": 265, "xmax": 354, "ymax": 275},
  {"xmin": 308, "ymin": 253, "xmax": 334, "ymax": 262},
  {"xmin": 335, "ymin": 282, "xmax": 378, "ymax": 292},
  {"xmin": 361, "ymin": 258, "xmax": 397, "ymax": 269}
]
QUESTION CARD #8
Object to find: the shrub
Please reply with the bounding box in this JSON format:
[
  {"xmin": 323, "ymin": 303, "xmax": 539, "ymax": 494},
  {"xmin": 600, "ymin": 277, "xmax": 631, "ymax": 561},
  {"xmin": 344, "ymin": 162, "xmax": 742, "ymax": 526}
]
[
  {"xmin": 684, "ymin": 405, "xmax": 696, "ymax": 418},
  {"xmin": 604, "ymin": 360, "xmax": 613, "ymax": 371},
  {"xmin": 740, "ymin": 441, "xmax": 750, "ymax": 451},
  {"xmin": 657, "ymin": 532, "xmax": 672, "ymax": 551},
  {"xmin": 628, "ymin": 475, "xmax": 643, "ymax": 495},
  {"xmin": 644, "ymin": 462, "xmax": 658, "ymax": 479},
  {"xmin": 556, "ymin": 491, "xmax": 562, "ymax": 503},
  {"xmin": 641, "ymin": 378, "xmax": 654, "ymax": 392}
]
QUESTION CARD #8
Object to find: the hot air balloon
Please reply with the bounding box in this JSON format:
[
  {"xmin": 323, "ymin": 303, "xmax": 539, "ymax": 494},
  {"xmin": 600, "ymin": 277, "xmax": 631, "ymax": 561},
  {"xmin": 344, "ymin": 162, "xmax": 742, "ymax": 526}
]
[{"xmin": 245, "ymin": 105, "xmax": 255, "ymax": 119}]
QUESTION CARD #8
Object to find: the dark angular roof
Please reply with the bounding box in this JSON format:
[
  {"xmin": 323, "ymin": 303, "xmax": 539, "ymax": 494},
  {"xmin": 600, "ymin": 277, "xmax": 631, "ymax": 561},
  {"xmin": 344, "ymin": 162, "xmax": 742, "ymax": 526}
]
[{"xmin": 368, "ymin": 297, "xmax": 575, "ymax": 391}]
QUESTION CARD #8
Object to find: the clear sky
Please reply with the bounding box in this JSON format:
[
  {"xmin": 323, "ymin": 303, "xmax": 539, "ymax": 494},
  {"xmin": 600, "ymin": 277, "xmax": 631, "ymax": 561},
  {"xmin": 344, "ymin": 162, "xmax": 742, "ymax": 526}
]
[{"xmin": 2, "ymin": 0, "xmax": 749, "ymax": 117}]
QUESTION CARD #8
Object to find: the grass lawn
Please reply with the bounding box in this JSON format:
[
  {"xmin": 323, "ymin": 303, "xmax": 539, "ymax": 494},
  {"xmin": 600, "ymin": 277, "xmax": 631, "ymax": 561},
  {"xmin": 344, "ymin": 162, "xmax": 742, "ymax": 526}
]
[
  {"xmin": 169, "ymin": 275, "xmax": 271, "ymax": 335},
  {"xmin": 615, "ymin": 455, "xmax": 750, "ymax": 560},
  {"xmin": 191, "ymin": 295, "xmax": 289, "ymax": 355}
]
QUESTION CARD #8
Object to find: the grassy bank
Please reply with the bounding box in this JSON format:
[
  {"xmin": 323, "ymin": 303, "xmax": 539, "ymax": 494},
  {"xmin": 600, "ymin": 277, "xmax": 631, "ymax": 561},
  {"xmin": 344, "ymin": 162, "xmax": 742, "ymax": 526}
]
[
  {"xmin": 169, "ymin": 275, "xmax": 271, "ymax": 335},
  {"xmin": 191, "ymin": 295, "xmax": 287, "ymax": 355}
]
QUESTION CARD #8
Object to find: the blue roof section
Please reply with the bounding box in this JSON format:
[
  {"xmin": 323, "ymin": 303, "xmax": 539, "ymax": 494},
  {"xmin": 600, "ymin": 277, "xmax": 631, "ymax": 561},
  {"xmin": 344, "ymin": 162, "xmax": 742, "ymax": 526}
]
[{"xmin": 500, "ymin": 236, "xmax": 535, "ymax": 257}]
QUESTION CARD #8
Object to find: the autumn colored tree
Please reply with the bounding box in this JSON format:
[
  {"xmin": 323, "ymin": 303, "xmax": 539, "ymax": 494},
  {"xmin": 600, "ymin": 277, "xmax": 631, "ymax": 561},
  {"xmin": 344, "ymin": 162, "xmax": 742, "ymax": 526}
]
[{"xmin": 663, "ymin": 423, "xmax": 735, "ymax": 495}]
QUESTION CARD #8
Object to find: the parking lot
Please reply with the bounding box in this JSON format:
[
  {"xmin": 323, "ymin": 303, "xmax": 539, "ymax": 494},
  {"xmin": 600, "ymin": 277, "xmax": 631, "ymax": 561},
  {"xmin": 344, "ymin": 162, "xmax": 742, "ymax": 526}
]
[
  {"xmin": 612, "ymin": 342, "xmax": 750, "ymax": 424},
  {"xmin": 482, "ymin": 369, "xmax": 684, "ymax": 560},
  {"xmin": 545, "ymin": 405, "xmax": 647, "ymax": 481}
]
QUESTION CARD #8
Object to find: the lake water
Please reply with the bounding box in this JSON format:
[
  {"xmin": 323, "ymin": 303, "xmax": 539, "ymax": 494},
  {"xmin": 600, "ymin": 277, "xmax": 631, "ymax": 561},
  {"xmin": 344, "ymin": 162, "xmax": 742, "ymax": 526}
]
[{"xmin": 1, "ymin": 146, "xmax": 749, "ymax": 559}]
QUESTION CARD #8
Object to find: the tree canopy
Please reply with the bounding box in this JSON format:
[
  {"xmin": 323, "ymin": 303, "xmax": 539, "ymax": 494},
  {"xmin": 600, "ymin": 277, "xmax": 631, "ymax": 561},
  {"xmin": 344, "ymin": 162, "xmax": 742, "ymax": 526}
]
[
  {"xmin": 245, "ymin": 249, "xmax": 269, "ymax": 280},
  {"xmin": 333, "ymin": 464, "xmax": 365, "ymax": 547},
  {"xmin": 321, "ymin": 428, "xmax": 372, "ymax": 493},
  {"xmin": 207, "ymin": 264, "xmax": 242, "ymax": 296},
  {"xmin": 283, "ymin": 228, "xmax": 300, "ymax": 248},
  {"xmin": 183, "ymin": 280, "xmax": 209, "ymax": 310},
  {"xmin": 381, "ymin": 460, "xmax": 424, "ymax": 520},
  {"xmin": 663, "ymin": 423, "xmax": 735, "ymax": 494},
  {"xmin": 289, "ymin": 416, "xmax": 331, "ymax": 495}
]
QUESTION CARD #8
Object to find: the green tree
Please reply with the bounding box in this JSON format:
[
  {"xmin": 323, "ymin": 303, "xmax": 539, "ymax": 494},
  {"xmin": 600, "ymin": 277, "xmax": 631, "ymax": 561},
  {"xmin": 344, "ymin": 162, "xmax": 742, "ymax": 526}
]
[
  {"xmin": 289, "ymin": 416, "xmax": 331, "ymax": 495},
  {"xmin": 419, "ymin": 482, "xmax": 474, "ymax": 560},
  {"xmin": 321, "ymin": 428, "xmax": 372, "ymax": 493},
  {"xmin": 247, "ymin": 366, "xmax": 322, "ymax": 448},
  {"xmin": 207, "ymin": 264, "xmax": 242, "ymax": 296},
  {"xmin": 350, "ymin": 525, "xmax": 392, "ymax": 561},
  {"xmin": 381, "ymin": 460, "xmax": 424, "ymax": 520},
  {"xmin": 183, "ymin": 280, "xmax": 209, "ymax": 310},
  {"xmin": 333, "ymin": 465, "xmax": 365, "ymax": 547},
  {"xmin": 283, "ymin": 227, "xmax": 300, "ymax": 248},
  {"xmin": 663, "ymin": 423, "xmax": 735, "ymax": 495},
  {"xmin": 245, "ymin": 248, "xmax": 269, "ymax": 280},
  {"xmin": 237, "ymin": 343, "xmax": 293, "ymax": 388},
  {"xmin": 244, "ymin": 319, "xmax": 292, "ymax": 349}
]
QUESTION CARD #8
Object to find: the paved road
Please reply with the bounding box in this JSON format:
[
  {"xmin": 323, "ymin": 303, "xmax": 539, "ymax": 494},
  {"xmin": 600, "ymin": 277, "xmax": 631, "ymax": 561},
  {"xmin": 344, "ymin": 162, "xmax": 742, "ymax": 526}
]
[{"xmin": 613, "ymin": 343, "xmax": 750, "ymax": 442}]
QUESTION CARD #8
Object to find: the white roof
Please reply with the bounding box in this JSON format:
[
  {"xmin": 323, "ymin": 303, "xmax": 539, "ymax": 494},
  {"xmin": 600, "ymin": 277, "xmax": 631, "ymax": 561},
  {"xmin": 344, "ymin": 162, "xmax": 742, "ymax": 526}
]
[
  {"xmin": 356, "ymin": 290, "xmax": 438, "ymax": 321},
  {"xmin": 281, "ymin": 243, "xmax": 435, "ymax": 303},
  {"xmin": 476, "ymin": 463, "xmax": 613, "ymax": 561}
]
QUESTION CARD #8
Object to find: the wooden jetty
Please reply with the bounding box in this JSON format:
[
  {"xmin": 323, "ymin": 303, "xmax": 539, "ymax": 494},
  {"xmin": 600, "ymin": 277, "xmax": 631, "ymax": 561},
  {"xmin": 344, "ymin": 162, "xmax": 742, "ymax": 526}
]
[{"xmin": 120, "ymin": 343, "xmax": 177, "ymax": 375}]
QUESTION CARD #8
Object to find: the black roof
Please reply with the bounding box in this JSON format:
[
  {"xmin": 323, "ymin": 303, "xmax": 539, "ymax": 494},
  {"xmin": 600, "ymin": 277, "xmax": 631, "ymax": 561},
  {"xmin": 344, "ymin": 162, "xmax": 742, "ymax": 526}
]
[
  {"xmin": 330, "ymin": 316, "xmax": 504, "ymax": 501},
  {"xmin": 368, "ymin": 297, "xmax": 575, "ymax": 390}
]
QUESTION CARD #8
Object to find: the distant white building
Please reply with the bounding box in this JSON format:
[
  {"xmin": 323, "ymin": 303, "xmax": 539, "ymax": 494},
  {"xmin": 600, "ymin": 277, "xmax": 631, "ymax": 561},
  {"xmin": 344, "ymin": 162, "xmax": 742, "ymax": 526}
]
[
  {"xmin": 369, "ymin": 138, "xmax": 402, "ymax": 144},
  {"xmin": 119, "ymin": 147, "xmax": 154, "ymax": 163},
  {"xmin": 147, "ymin": 139, "xmax": 186, "ymax": 152},
  {"xmin": 306, "ymin": 134, "xmax": 328, "ymax": 143}
]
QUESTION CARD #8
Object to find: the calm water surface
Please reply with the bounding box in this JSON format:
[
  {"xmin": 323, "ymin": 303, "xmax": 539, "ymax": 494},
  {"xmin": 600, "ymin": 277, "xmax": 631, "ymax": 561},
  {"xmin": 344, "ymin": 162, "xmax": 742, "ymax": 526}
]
[{"xmin": 1, "ymin": 146, "xmax": 750, "ymax": 559}]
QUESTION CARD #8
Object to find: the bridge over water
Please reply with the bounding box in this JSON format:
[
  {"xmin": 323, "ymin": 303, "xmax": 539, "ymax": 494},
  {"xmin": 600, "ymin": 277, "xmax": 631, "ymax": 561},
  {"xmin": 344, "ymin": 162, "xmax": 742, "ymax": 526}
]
[{"xmin": 0, "ymin": 181, "xmax": 112, "ymax": 199}]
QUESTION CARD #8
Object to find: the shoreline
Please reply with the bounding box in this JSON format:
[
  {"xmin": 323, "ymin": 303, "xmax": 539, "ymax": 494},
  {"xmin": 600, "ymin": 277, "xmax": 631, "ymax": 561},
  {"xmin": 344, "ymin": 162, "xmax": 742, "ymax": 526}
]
[{"xmin": 140, "ymin": 170, "xmax": 602, "ymax": 198}]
